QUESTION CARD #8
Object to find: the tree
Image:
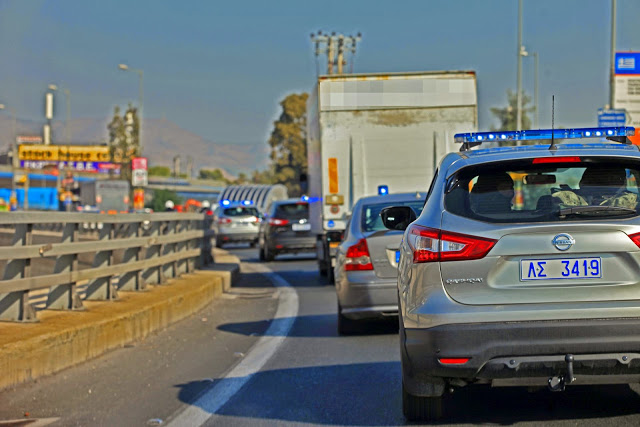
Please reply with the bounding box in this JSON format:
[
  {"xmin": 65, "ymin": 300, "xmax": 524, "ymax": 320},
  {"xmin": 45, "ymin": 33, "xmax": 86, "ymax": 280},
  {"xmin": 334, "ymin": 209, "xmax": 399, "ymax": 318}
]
[
  {"xmin": 268, "ymin": 93, "xmax": 309, "ymax": 196},
  {"xmin": 148, "ymin": 166, "xmax": 171, "ymax": 177},
  {"xmin": 147, "ymin": 189, "xmax": 182, "ymax": 212},
  {"xmin": 108, "ymin": 103, "xmax": 140, "ymax": 183},
  {"xmin": 251, "ymin": 169, "xmax": 274, "ymax": 185},
  {"xmin": 199, "ymin": 168, "xmax": 228, "ymax": 182},
  {"xmin": 490, "ymin": 90, "xmax": 534, "ymax": 132}
]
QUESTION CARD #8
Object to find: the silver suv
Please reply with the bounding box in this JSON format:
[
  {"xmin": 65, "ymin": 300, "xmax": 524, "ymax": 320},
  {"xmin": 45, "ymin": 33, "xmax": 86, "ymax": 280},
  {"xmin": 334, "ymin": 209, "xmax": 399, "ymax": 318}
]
[{"xmin": 381, "ymin": 127, "xmax": 640, "ymax": 421}]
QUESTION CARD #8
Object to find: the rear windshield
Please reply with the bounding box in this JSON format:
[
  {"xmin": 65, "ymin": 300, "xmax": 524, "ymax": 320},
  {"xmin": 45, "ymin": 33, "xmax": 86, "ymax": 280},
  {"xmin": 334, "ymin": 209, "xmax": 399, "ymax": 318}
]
[
  {"xmin": 445, "ymin": 159, "xmax": 640, "ymax": 223},
  {"xmin": 362, "ymin": 200, "xmax": 426, "ymax": 232},
  {"xmin": 223, "ymin": 207, "xmax": 260, "ymax": 217},
  {"xmin": 274, "ymin": 202, "xmax": 308, "ymax": 219}
]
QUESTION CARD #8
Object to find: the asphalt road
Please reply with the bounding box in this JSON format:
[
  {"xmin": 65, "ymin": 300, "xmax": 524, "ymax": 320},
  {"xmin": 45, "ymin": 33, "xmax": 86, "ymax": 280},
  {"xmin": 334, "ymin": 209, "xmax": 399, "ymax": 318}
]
[{"xmin": 3, "ymin": 245, "xmax": 640, "ymax": 426}]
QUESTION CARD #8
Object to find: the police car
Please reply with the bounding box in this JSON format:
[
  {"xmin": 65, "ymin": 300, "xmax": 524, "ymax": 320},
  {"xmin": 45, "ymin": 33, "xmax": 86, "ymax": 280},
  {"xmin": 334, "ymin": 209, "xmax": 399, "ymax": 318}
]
[
  {"xmin": 380, "ymin": 127, "xmax": 640, "ymax": 420},
  {"xmin": 214, "ymin": 200, "xmax": 262, "ymax": 247}
]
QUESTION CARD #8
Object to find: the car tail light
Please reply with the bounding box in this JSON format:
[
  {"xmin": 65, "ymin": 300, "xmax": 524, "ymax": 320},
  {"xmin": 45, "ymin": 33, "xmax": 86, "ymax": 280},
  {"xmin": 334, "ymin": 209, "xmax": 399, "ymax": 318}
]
[
  {"xmin": 532, "ymin": 156, "xmax": 581, "ymax": 164},
  {"xmin": 269, "ymin": 218, "xmax": 290, "ymax": 226},
  {"xmin": 439, "ymin": 358, "xmax": 470, "ymax": 365},
  {"xmin": 628, "ymin": 232, "xmax": 640, "ymax": 248},
  {"xmin": 345, "ymin": 238, "xmax": 373, "ymax": 271},
  {"xmin": 218, "ymin": 218, "xmax": 232, "ymax": 225},
  {"xmin": 205, "ymin": 209, "xmax": 214, "ymax": 216},
  {"xmin": 407, "ymin": 225, "xmax": 497, "ymax": 263}
]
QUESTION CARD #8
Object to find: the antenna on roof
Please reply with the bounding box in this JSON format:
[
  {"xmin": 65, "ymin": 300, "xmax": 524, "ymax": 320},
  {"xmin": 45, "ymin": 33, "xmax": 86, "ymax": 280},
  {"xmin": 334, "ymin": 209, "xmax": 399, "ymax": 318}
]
[{"xmin": 549, "ymin": 95, "xmax": 557, "ymax": 151}]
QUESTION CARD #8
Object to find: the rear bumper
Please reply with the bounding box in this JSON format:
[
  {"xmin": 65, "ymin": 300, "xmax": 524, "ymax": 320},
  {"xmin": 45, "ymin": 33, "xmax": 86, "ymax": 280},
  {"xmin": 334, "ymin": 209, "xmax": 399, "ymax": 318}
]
[
  {"xmin": 403, "ymin": 318, "xmax": 640, "ymax": 393},
  {"xmin": 218, "ymin": 231, "xmax": 258, "ymax": 242},
  {"xmin": 268, "ymin": 235, "xmax": 316, "ymax": 253},
  {"xmin": 336, "ymin": 271, "xmax": 398, "ymax": 319}
]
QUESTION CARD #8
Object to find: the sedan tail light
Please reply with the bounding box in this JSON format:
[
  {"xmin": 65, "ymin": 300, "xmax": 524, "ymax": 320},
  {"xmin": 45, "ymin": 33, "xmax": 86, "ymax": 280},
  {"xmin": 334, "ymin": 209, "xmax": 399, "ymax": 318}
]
[
  {"xmin": 345, "ymin": 238, "xmax": 373, "ymax": 271},
  {"xmin": 217, "ymin": 217, "xmax": 232, "ymax": 225},
  {"xmin": 268, "ymin": 218, "xmax": 290, "ymax": 226},
  {"xmin": 407, "ymin": 225, "xmax": 496, "ymax": 263}
]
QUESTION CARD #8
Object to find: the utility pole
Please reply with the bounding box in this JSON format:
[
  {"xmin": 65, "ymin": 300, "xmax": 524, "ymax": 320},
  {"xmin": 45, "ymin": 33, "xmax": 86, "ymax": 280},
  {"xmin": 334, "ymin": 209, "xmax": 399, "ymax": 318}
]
[
  {"xmin": 64, "ymin": 88, "xmax": 71, "ymax": 143},
  {"xmin": 311, "ymin": 31, "xmax": 362, "ymax": 75},
  {"xmin": 516, "ymin": 0, "xmax": 523, "ymax": 131},
  {"xmin": 610, "ymin": 0, "xmax": 617, "ymax": 108},
  {"xmin": 533, "ymin": 52, "xmax": 539, "ymax": 128}
]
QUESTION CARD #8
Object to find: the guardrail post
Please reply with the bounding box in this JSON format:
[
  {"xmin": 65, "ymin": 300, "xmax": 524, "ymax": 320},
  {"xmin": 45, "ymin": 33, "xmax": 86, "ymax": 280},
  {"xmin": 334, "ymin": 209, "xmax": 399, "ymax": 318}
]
[
  {"xmin": 0, "ymin": 224, "xmax": 37, "ymax": 321},
  {"xmin": 200, "ymin": 215, "xmax": 214, "ymax": 267},
  {"xmin": 186, "ymin": 219, "xmax": 196, "ymax": 273},
  {"xmin": 85, "ymin": 223, "xmax": 118, "ymax": 301},
  {"xmin": 175, "ymin": 220, "xmax": 188, "ymax": 275},
  {"xmin": 118, "ymin": 222, "xmax": 146, "ymax": 291},
  {"xmin": 161, "ymin": 219, "xmax": 177, "ymax": 280},
  {"xmin": 142, "ymin": 221, "xmax": 163, "ymax": 285},
  {"xmin": 46, "ymin": 223, "xmax": 84, "ymax": 311}
]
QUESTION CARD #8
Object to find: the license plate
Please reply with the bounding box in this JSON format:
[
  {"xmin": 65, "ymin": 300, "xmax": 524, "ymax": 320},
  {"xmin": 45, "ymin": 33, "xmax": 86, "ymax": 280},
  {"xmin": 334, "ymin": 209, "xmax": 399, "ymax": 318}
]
[
  {"xmin": 520, "ymin": 257, "xmax": 602, "ymax": 281},
  {"xmin": 396, "ymin": 251, "xmax": 401, "ymax": 263},
  {"xmin": 292, "ymin": 223, "xmax": 311, "ymax": 231}
]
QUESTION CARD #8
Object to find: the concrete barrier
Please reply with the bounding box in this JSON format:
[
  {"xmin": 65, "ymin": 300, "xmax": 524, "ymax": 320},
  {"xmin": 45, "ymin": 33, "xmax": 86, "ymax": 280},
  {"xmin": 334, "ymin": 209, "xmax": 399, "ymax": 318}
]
[{"xmin": 0, "ymin": 250, "xmax": 241, "ymax": 392}]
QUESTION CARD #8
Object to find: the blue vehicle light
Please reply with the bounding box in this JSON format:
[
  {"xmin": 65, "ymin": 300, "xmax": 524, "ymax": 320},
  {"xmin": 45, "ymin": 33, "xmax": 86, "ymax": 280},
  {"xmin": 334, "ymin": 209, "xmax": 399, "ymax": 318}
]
[
  {"xmin": 327, "ymin": 220, "xmax": 335, "ymax": 228},
  {"xmin": 301, "ymin": 195, "xmax": 309, "ymax": 202},
  {"xmin": 378, "ymin": 185, "xmax": 389, "ymax": 195},
  {"xmin": 221, "ymin": 199, "xmax": 230, "ymax": 206},
  {"xmin": 455, "ymin": 126, "xmax": 634, "ymax": 144},
  {"xmin": 242, "ymin": 200, "xmax": 253, "ymax": 206}
]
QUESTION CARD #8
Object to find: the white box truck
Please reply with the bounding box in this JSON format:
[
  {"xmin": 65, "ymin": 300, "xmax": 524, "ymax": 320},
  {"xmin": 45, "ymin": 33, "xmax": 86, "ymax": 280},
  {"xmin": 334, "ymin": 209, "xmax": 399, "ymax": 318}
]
[{"xmin": 306, "ymin": 70, "xmax": 478, "ymax": 279}]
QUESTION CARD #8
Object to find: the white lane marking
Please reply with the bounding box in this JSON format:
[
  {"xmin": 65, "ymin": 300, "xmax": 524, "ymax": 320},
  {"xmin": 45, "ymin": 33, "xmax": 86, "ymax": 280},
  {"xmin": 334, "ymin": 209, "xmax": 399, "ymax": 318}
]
[{"xmin": 165, "ymin": 263, "xmax": 299, "ymax": 427}]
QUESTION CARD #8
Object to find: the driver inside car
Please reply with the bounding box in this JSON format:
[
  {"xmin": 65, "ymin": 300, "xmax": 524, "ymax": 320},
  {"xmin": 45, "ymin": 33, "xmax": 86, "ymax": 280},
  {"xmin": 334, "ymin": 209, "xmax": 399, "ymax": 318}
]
[{"xmin": 551, "ymin": 167, "xmax": 638, "ymax": 209}]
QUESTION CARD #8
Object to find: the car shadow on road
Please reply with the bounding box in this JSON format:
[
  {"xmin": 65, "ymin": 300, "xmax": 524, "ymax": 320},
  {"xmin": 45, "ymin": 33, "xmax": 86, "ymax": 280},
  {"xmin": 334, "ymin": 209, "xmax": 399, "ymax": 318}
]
[
  {"xmin": 232, "ymin": 271, "xmax": 330, "ymax": 288},
  {"xmin": 174, "ymin": 362, "xmax": 640, "ymax": 426},
  {"xmin": 218, "ymin": 313, "xmax": 398, "ymax": 338}
]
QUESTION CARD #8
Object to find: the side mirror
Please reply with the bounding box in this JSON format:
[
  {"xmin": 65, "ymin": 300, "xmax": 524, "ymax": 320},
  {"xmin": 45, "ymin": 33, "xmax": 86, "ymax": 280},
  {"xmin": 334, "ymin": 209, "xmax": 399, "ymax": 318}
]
[{"xmin": 380, "ymin": 206, "xmax": 417, "ymax": 231}]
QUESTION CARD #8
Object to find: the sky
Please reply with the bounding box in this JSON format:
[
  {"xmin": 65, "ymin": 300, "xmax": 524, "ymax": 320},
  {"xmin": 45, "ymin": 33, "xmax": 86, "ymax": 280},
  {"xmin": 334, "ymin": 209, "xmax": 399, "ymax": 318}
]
[{"xmin": 1, "ymin": 0, "xmax": 639, "ymax": 161}]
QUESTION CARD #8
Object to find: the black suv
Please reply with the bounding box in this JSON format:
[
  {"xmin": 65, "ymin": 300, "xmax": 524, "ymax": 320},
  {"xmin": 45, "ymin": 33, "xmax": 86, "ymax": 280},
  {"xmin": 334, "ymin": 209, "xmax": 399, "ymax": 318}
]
[{"xmin": 259, "ymin": 199, "xmax": 315, "ymax": 261}]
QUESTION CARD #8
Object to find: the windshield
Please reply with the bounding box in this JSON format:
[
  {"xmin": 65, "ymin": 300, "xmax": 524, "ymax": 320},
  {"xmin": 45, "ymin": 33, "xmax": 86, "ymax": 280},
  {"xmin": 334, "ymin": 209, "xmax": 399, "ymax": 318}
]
[
  {"xmin": 273, "ymin": 202, "xmax": 309, "ymax": 219},
  {"xmin": 445, "ymin": 159, "xmax": 640, "ymax": 222},
  {"xmin": 223, "ymin": 207, "xmax": 260, "ymax": 217},
  {"xmin": 362, "ymin": 200, "xmax": 426, "ymax": 232}
]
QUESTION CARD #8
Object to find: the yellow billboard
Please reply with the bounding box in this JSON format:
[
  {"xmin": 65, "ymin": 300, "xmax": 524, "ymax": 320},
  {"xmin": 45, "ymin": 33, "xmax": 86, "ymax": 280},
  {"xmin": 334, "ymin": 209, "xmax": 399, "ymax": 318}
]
[{"xmin": 18, "ymin": 144, "xmax": 111, "ymax": 162}]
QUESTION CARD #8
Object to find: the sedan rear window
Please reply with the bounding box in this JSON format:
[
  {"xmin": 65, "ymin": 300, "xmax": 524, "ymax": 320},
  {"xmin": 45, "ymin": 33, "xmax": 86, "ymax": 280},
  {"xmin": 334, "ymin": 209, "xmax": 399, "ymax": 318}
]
[
  {"xmin": 223, "ymin": 207, "xmax": 260, "ymax": 217},
  {"xmin": 274, "ymin": 203, "xmax": 308, "ymax": 219},
  {"xmin": 362, "ymin": 200, "xmax": 425, "ymax": 232},
  {"xmin": 445, "ymin": 159, "xmax": 640, "ymax": 223}
]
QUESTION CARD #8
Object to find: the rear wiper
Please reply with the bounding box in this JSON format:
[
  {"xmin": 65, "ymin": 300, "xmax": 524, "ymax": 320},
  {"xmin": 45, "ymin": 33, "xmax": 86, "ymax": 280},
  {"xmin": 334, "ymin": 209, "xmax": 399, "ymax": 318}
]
[{"xmin": 558, "ymin": 206, "xmax": 637, "ymax": 218}]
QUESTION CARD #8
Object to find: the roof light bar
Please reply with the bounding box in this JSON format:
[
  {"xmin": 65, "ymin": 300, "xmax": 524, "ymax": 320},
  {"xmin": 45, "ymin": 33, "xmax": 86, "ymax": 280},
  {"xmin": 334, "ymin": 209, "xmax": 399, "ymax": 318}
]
[{"xmin": 455, "ymin": 126, "xmax": 635, "ymax": 149}]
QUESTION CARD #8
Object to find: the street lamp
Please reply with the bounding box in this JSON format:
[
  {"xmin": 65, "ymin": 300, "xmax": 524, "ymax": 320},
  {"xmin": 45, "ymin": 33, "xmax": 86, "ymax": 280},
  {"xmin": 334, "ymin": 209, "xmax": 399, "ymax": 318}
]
[
  {"xmin": 118, "ymin": 63, "xmax": 144, "ymax": 150},
  {"xmin": 516, "ymin": 0, "xmax": 523, "ymax": 132},
  {"xmin": 520, "ymin": 47, "xmax": 539, "ymax": 129},
  {"xmin": 0, "ymin": 103, "xmax": 18, "ymax": 208},
  {"xmin": 48, "ymin": 84, "xmax": 71, "ymax": 142}
]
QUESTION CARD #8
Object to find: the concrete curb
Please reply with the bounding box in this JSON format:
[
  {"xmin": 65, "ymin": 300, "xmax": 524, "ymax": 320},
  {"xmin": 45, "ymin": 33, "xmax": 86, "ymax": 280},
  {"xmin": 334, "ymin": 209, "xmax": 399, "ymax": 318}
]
[{"xmin": 0, "ymin": 251, "xmax": 241, "ymax": 392}]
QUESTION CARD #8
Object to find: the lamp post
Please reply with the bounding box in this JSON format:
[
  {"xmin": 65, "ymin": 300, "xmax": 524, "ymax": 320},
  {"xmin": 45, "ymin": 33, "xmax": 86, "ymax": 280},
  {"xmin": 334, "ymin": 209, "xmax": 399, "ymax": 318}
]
[
  {"xmin": 118, "ymin": 63, "xmax": 144, "ymax": 150},
  {"xmin": 516, "ymin": 0, "xmax": 523, "ymax": 131},
  {"xmin": 610, "ymin": 0, "xmax": 617, "ymax": 108},
  {"xmin": 0, "ymin": 104, "xmax": 18, "ymax": 209},
  {"xmin": 48, "ymin": 84, "xmax": 71, "ymax": 143},
  {"xmin": 520, "ymin": 47, "xmax": 539, "ymax": 129}
]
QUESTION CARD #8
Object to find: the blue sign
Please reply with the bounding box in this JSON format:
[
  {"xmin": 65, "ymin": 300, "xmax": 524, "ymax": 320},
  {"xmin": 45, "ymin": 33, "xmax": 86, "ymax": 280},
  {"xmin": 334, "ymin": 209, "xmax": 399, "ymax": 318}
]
[
  {"xmin": 615, "ymin": 52, "xmax": 640, "ymax": 75},
  {"xmin": 598, "ymin": 108, "xmax": 627, "ymax": 127}
]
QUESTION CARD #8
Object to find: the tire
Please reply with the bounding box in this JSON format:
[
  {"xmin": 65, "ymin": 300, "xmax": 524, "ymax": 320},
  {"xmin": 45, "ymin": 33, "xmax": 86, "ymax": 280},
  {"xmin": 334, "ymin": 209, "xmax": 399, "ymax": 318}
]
[
  {"xmin": 250, "ymin": 240, "xmax": 257, "ymax": 248},
  {"xmin": 318, "ymin": 260, "xmax": 328, "ymax": 277},
  {"xmin": 402, "ymin": 381, "xmax": 443, "ymax": 422},
  {"xmin": 337, "ymin": 303, "xmax": 361, "ymax": 335},
  {"xmin": 215, "ymin": 237, "xmax": 223, "ymax": 248},
  {"xmin": 259, "ymin": 245, "xmax": 266, "ymax": 261},
  {"xmin": 328, "ymin": 263, "xmax": 335, "ymax": 285},
  {"xmin": 264, "ymin": 245, "xmax": 275, "ymax": 262}
]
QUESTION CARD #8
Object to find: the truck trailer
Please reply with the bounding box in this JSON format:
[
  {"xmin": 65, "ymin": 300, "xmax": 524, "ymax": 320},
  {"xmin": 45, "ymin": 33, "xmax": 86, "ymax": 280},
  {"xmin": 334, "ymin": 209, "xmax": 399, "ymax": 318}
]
[{"xmin": 306, "ymin": 70, "xmax": 478, "ymax": 280}]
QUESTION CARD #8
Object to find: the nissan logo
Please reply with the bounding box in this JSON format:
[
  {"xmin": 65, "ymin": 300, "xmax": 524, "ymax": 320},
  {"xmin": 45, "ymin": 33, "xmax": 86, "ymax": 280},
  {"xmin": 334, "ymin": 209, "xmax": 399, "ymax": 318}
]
[{"xmin": 552, "ymin": 233, "xmax": 575, "ymax": 251}]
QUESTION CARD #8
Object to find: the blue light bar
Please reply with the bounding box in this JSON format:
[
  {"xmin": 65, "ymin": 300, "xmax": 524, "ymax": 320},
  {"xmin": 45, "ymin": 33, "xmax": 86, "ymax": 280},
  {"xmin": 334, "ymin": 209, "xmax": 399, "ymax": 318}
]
[
  {"xmin": 241, "ymin": 200, "xmax": 253, "ymax": 206},
  {"xmin": 301, "ymin": 195, "xmax": 309, "ymax": 202},
  {"xmin": 378, "ymin": 185, "xmax": 389, "ymax": 195},
  {"xmin": 220, "ymin": 199, "xmax": 230, "ymax": 206},
  {"xmin": 454, "ymin": 126, "xmax": 635, "ymax": 144}
]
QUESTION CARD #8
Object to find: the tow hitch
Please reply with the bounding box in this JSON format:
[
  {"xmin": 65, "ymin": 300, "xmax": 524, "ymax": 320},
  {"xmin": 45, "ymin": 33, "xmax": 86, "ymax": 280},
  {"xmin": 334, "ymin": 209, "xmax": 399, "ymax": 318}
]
[{"xmin": 548, "ymin": 354, "xmax": 576, "ymax": 392}]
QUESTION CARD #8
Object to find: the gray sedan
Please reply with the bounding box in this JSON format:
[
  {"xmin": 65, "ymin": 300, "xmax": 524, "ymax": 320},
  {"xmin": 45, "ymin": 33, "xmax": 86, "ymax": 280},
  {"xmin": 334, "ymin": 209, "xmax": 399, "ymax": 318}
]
[{"xmin": 334, "ymin": 192, "xmax": 426, "ymax": 335}]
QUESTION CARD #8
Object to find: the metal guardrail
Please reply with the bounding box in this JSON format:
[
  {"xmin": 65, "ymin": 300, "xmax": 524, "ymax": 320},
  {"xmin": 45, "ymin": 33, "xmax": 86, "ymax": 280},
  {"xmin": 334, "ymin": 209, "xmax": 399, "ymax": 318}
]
[{"xmin": 0, "ymin": 212, "xmax": 215, "ymax": 322}]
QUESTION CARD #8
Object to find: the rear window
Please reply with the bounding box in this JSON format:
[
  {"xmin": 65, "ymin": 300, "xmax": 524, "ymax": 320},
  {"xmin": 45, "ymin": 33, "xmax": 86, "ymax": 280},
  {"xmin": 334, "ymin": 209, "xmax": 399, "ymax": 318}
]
[
  {"xmin": 223, "ymin": 207, "xmax": 260, "ymax": 217},
  {"xmin": 362, "ymin": 200, "xmax": 426, "ymax": 232},
  {"xmin": 274, "ymin": 202, "xmax": 308, "ymax": 219},
  {"xmin": 445, "ymin": 159, "xmax": 640, "ymax": 223}
]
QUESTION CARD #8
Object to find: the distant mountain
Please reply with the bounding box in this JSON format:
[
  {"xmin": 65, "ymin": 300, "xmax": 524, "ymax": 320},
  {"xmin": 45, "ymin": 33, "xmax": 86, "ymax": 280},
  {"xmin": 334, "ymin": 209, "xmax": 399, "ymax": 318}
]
[{"xmin": 0, "ymin": 115, "xmax": 269, "ymax": 175}]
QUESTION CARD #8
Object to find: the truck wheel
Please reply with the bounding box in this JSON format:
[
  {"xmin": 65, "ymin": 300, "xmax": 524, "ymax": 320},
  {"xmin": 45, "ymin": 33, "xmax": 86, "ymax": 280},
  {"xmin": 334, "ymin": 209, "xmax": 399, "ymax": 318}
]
[
  {"xmin": 337, "ymin": 303, "xmax": 361, "ymax": 335},
  {"xmin": 215, "ymin": 237, "xmax": 223, "ymax": 248},
  {"xmin": 318, "ymin": 260, "xmax": 328, "ymax": 277},
  {"xmin": 402, "ymin": 382, "xmax": 443, "ymax": 421},
  {"xmin": 328, "ymin": 263, "xmax": 335, "ymax": 285}
]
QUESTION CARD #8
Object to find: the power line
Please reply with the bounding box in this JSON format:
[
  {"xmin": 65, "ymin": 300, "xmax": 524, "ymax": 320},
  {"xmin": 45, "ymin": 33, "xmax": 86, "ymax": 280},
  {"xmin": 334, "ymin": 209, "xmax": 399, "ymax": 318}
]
[{"xmin": 310, "ymin": 31, "xmax": 362, "ymax": 75}]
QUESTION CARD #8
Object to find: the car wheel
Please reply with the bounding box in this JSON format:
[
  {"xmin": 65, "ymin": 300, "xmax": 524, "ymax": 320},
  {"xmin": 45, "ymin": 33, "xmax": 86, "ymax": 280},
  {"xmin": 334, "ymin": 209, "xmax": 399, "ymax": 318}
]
[
  {"xmin": 402, "ymin": 381, "xmax": 443, "ymax": 421},
  {"xmin": 264, "ymin": 245, "xmax": 275, "ymax": 262},
  {"xmin": 318, "ymin": 260, "xmax": 328, "ymax": 277},
  {"xmin": 337, "ymin": 303, "xmax": 361, "ymax": 335},
  {"xmin": 250, "ymin": 240, "xmax": 257, "ymax": 248},
  {"xmin": 328, "ymin": 263, "xmax": 335, "ymax": 285},
  {"xmin": 259, "ymin": 245, "xmax": 266, "ymax": 261},
  {"xmin": 215, "ymin": 237, "xmax": 223, "ymax": 248}
]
